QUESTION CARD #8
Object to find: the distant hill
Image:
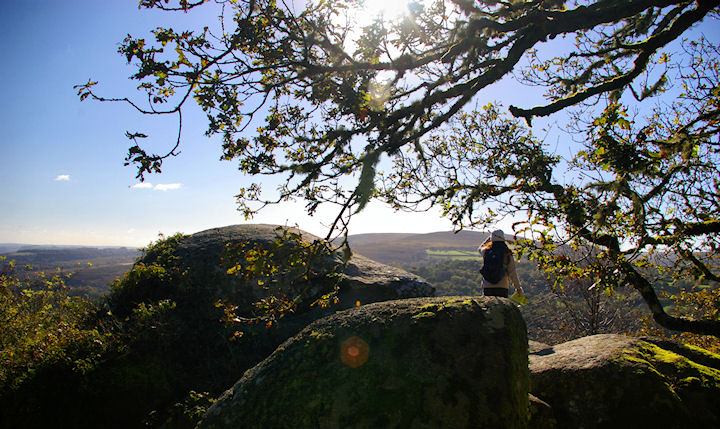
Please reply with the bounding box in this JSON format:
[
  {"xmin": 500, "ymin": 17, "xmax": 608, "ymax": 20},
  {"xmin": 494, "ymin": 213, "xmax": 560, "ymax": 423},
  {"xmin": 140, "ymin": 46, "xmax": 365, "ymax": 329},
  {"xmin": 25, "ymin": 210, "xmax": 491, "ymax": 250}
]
[
  {"xmin": 64, "ymin": 263, "xmax": 136, "ymax": 297},
  {"xmin": 0, "ymin": 230, "xmax": 495, "ymax": 295},
  {"xmin": 1, "ymin": 247, "xmax": 140, "ymax": 270},
  {"xmin": 0, "ymin": 243, "xmax": 25, "ymax": 253},
  {"xmin": 1, "ymin": 246, "xmax": 140, "ymax": 298},
  {"xmin": 347, "ymin": 230, "xmax": 494, "ymax": 268}
]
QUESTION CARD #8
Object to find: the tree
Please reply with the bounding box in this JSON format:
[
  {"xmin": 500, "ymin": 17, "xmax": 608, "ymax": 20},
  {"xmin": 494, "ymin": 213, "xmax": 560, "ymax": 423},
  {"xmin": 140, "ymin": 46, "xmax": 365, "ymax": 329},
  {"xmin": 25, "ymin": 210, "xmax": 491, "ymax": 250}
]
[{"xmin": 77, "ymin": 0, "xmax": 720, "ymax": 336}]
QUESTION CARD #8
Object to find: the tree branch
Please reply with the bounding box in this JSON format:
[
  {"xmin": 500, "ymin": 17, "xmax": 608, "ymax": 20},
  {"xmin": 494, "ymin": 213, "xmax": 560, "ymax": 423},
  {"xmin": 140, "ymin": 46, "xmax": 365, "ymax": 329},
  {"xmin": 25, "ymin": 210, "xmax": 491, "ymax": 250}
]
[
  {"xmin": 509, "ymin": 0, "xmax": 719, "ymax": 122},
  {"xmin": 621, "ymin": 259, "xmax": 720, "ymax": 336}
]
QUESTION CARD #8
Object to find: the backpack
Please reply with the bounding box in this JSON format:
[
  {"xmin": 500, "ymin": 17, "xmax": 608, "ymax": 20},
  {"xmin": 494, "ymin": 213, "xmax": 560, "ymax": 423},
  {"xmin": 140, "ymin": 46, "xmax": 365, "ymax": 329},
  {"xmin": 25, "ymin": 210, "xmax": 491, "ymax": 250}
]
[{"xmin": 480, "ymin": 245, "xmax": 507, "ymax": 284}]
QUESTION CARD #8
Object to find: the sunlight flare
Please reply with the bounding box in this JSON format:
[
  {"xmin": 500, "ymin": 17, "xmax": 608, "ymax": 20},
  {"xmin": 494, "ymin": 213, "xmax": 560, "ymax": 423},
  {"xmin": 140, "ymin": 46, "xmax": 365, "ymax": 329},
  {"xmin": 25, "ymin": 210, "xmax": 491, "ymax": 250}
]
[{"xmin": 361, "ymin": 0, "xmax": 412, "ymax": 21}]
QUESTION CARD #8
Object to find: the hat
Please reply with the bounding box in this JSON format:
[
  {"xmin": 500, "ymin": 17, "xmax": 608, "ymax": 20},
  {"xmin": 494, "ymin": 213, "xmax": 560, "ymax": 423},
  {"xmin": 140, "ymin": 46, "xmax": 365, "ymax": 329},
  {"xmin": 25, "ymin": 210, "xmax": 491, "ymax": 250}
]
[{"xmin": 491, "ymin": 229, "xmax": 505, "ymax": 242}]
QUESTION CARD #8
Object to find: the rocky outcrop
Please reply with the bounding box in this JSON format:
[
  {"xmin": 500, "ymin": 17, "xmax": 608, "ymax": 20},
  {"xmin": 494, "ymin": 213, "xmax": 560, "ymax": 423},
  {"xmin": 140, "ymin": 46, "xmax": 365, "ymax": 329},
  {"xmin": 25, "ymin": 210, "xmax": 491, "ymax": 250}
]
[
  {"xmin": 158, "ymin": 224, "xmax": 434, "ymax": 308},
  {"xmin": 199, "ymin": 297, "xmax": 529, "ymax": 429},
  {"xmin": 98, "ymin": 224, "xmax": 436, "ymax": 428},
  {"xmin": 530, "ymin": 334, "xmax": 720, "ymax": 428}
]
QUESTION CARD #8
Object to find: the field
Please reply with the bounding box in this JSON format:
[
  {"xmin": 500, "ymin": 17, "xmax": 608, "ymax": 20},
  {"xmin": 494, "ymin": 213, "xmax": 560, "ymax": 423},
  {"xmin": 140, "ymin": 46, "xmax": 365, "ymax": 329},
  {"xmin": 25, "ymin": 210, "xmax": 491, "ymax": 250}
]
[{"xmin": 425, "ymin": 249, "xmax": 481, "ymax": 261}]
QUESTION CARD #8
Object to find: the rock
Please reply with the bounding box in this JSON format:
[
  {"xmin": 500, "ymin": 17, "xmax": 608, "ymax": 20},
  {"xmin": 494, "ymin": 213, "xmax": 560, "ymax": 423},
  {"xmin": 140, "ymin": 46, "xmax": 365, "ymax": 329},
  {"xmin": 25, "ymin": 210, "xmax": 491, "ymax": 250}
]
[
  {"xmin": 101, "ymin": 224, "xmax": 436, "ymax": 426},
  {"xmin": 528, "ymin": 340, "xmax": 552, "ymax": 355},
  {"xmin": 529, "ymin": 334, "xmax": 720, "ymax": 429},
  {"xmin": 199, "ymin": 297, "xmax": 529, "ymax": 429},
  {"xmin": 154, "ymin": 224, "xmax": 434, "ymax": 309},
  {"xmin": 119, "ymin": 223, "xmax": 435, "ymax": 352},
  {"xmin": 338, "ymin": 252, "xmax": 434, "ymax": 303}
]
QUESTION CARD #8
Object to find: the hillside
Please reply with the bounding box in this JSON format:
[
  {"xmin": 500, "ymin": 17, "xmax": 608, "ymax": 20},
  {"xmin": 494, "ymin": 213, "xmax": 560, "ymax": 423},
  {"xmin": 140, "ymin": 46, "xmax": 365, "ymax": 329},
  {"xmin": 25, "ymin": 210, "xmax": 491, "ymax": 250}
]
[
  {"xmin": 0, "ymin": 243, "xmax": 25, "ymax": 253},
  {"xmin": 0, "ymin": 246, "xmax": 140, "ymax": 297},
  {"xmin": 1, "ymin": 246, "xmax": 139, "ymax": 269},
  {"xmin": 3, "ymin": 226, "xmax": 715, "ymax": 429},
  {"xmin": 347, "ymin": 230, "xmax": 492, "ymax": 267}
]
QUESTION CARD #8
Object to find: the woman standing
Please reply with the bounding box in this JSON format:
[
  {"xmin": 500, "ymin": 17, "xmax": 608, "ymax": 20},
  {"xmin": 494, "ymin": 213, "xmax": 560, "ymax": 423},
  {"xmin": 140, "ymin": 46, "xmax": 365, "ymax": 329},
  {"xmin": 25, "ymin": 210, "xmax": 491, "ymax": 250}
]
[{"xmin": 478, "ymin": 230, "xmax": 525, "ymax": 298}]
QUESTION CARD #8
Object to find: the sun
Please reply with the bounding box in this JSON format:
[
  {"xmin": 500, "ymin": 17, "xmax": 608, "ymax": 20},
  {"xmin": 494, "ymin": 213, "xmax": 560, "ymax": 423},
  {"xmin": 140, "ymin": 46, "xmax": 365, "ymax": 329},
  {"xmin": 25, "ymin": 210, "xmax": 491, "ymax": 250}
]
[
  {"xmin": 328, "ymin": 0, "xmax": 425, "ymax": 55},
  {"xmin": 334, "ymin": 0, "xmax": 420, "ymax": 31},
  {"xmin": 361, "ymin": 0, "xmax": 413, "ymax": 21}
]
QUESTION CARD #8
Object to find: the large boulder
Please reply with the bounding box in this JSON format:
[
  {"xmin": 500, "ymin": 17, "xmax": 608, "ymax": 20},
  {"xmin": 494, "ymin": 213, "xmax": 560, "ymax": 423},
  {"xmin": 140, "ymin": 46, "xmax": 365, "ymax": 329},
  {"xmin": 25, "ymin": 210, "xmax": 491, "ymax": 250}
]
[
  {"xmin": 530, "ymin": 334, "xmax": 720, "ymax": 428},
  {"xmin": 199, "ymin": 297, "xmax": 529, "ymax": 429},
  {"xmin": 154, "ymin": 224, "xmax": 434, "ymax": 308},
  {"xmin": 110, "ymin": 223, "xmax": 435, "ymax": 364},
  {"xmin": 99, "ymin": 224, "xmax": 434, "ymax": 428}
]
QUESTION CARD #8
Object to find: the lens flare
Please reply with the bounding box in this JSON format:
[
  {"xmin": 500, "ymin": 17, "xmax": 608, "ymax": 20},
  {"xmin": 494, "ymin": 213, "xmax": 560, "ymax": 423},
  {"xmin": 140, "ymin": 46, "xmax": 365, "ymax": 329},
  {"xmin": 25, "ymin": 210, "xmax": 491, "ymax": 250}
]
[{"xmin": 341, "ymin": 336, "xmax": 369, "ymax": 368}]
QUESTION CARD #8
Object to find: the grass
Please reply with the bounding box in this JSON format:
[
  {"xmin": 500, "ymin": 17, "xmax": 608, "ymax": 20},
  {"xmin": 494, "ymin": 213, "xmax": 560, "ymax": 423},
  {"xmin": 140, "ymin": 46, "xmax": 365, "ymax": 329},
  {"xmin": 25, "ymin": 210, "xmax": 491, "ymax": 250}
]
[{"xmin": 425, "ymin": 249, "xmax": 481, "ymax": 261}]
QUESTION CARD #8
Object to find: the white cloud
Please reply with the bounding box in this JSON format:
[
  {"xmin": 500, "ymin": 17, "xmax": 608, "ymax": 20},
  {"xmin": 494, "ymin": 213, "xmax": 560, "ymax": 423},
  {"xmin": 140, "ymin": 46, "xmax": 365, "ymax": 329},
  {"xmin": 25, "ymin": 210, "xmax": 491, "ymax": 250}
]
[
  {"xmin": 153, "ymin": 183, "xmax": 182, "ymax": 191},
  {"xmin": 131, "ymin": 182, "xmax": 154, "ymax": 189},
  {"xmin": 54, "ymin": 174, "xmax": 70, "ymax": 181},
  {"xmin": 131, "ymin": 182, "xmax": 181, "ymax": 191}
]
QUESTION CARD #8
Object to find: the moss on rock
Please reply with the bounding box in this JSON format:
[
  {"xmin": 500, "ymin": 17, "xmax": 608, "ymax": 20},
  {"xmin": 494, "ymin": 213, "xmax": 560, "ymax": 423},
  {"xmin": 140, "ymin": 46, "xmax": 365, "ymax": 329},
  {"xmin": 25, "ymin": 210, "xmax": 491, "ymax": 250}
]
[
  {"xmin": 199, "ymin": 297, "xmax": 529, "ymax": 429},
  {"xmin": 530, "ymin": 334, "xmax": 720, "ymax": 429}
]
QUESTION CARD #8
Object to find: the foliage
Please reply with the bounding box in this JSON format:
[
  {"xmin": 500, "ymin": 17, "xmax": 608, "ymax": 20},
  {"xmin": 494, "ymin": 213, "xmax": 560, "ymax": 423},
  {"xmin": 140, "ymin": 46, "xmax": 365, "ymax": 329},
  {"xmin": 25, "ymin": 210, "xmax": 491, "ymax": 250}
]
[
  {"xmin": 79, "ymin": 0, "xmax": 720, "ymax": 337},
  {"xmin": 0, "ymin": 233, "xmax": 237, "ymax": 428},
  {"xmin": 640, "ymin": 285, "xmax": 720, "ymax": 353},
  {"xmin": 0, "ymin": 257, "xmax": 134, "ymax": 429},
  {"xmin": 0, "ymin": 257, "xmax": 114, "ymax": 395},
  {"xmin": 0, "ymin": 233, "xmax": 231, "ymax": 428},
  {"xmin": 96, "ymin": 227, "xmax": 348, "ymax": 426},
  {"xmin": 409, "ymin": 255, "xmax": 644, "ymax": 344},
  {"xmin": 0, "ymin": 247, "xmax": 139, "ymax": 299},
  {"xmin": 383, "ymin": 39, "xmax": 720, "ymax": 337},
  {"xmin": 410, "ymin": 257, "xmax": 546, "ymax": 297},
  {"xmin": 0, "ymin": 251, "xmax": 192, "ymax": 428},
  {"xmin": 107, "ymin": 233, "xmax": 188, "ymax": 318},
  {"xmin": 107, "ymin": 233, "xmax": 240, "ymax": 380},
  {"xmin": 410, "ymin": 259, "xmax": 484, "ymax": 296},
  {"xmin": 145, "ymin": 390, "xmax": 217, "ymax": 429},
  {"xmin": 219, "ymin": 226, "xmax": 348, "ymax": 333},
  {"xmin": 529, "ymin": 277, "xmax": 645, "ymax": 344},
  {"xmin": 0, "ymin": 247, "xmax": 138, "ymax": 271}
]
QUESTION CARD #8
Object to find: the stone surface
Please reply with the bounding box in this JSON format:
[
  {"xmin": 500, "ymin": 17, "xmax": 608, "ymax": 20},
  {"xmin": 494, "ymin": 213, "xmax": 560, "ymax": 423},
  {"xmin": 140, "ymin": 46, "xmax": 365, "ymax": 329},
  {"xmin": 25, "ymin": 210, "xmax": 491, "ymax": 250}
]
[
  {"xmin": 199, "ymin": 296, "xmax": 529, "ymax": 429},
  {"xmin": 529, "ymin": 334, "xmax": 720, "ymax": 429},
  {"xmin": 160, "ymin": 224, "xmax": 435, "ymax": 309},
  {"xmin": 100, "ymin": 223, "xmax": 437, "ymax": 426}
]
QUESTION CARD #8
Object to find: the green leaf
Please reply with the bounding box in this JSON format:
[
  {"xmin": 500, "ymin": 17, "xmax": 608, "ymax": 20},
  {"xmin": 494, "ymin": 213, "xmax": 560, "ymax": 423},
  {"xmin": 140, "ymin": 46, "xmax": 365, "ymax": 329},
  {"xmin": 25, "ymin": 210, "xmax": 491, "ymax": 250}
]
[{"xmin": 617, "ymin": 118, "xmax": 631, "ymax": 130}]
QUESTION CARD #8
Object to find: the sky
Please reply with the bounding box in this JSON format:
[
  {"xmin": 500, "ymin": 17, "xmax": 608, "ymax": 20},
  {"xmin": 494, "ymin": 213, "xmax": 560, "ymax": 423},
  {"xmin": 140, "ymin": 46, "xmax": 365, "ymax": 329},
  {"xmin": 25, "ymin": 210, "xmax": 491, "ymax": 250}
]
[
  {"xmin": 0, "ymin": 0, "xmax": 463, "ymax": 247},
  {"xmin": 1, "ymin": 1, "xmax": 717, "ymax": 247}
]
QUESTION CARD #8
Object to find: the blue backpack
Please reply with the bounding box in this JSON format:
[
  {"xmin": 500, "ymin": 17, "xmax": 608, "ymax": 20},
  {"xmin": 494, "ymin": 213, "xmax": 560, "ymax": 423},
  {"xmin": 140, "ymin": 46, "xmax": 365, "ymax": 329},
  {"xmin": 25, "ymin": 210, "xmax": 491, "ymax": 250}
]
[{"xmin": 480, "ymin": 245, "xmax": 506, "ymax": 284}]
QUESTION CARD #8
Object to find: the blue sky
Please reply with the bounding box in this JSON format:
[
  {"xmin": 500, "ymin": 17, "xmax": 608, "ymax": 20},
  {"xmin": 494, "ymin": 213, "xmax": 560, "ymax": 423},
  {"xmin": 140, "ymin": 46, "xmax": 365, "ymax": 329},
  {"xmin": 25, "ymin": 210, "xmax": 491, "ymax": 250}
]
[
  {"xmin": 0, "ymin": 1, "xmax": 464, "ymax": 246},
  {"xmin": 1, "ymin": 1, "xmax": 717, "ymax": 247}
]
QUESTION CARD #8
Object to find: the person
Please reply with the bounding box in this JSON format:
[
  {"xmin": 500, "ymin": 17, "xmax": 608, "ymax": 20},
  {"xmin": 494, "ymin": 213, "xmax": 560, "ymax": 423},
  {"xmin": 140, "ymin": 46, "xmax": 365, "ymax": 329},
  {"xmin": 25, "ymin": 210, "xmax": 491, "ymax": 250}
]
[{"xmin": 478, "ymin": 229, "xmax": 525, "ymax": 298}]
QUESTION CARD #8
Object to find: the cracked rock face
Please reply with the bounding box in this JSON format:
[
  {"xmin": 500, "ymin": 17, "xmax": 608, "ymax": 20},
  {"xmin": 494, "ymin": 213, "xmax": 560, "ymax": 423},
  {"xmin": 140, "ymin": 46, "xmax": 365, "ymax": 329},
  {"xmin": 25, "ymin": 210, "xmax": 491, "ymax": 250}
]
[{"xmin": 199, "ymin": 297, "xmax": 529, "ymax": 429}]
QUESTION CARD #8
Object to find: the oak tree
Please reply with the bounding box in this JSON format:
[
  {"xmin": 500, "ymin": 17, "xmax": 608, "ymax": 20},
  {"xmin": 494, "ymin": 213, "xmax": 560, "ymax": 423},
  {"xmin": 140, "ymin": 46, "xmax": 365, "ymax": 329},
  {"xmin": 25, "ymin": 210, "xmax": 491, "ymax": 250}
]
[{"xmin": 78, "ymin": 0, "xmax": 720, "ymax": 336}]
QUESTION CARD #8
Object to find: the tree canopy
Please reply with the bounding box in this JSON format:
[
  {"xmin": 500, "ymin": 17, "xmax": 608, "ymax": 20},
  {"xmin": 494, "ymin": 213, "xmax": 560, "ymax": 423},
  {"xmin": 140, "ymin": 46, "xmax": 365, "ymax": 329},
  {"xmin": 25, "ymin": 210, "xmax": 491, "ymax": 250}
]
[{"xmin": 78, "ymin": 0, "xmax": 720, "ymax": 336}]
